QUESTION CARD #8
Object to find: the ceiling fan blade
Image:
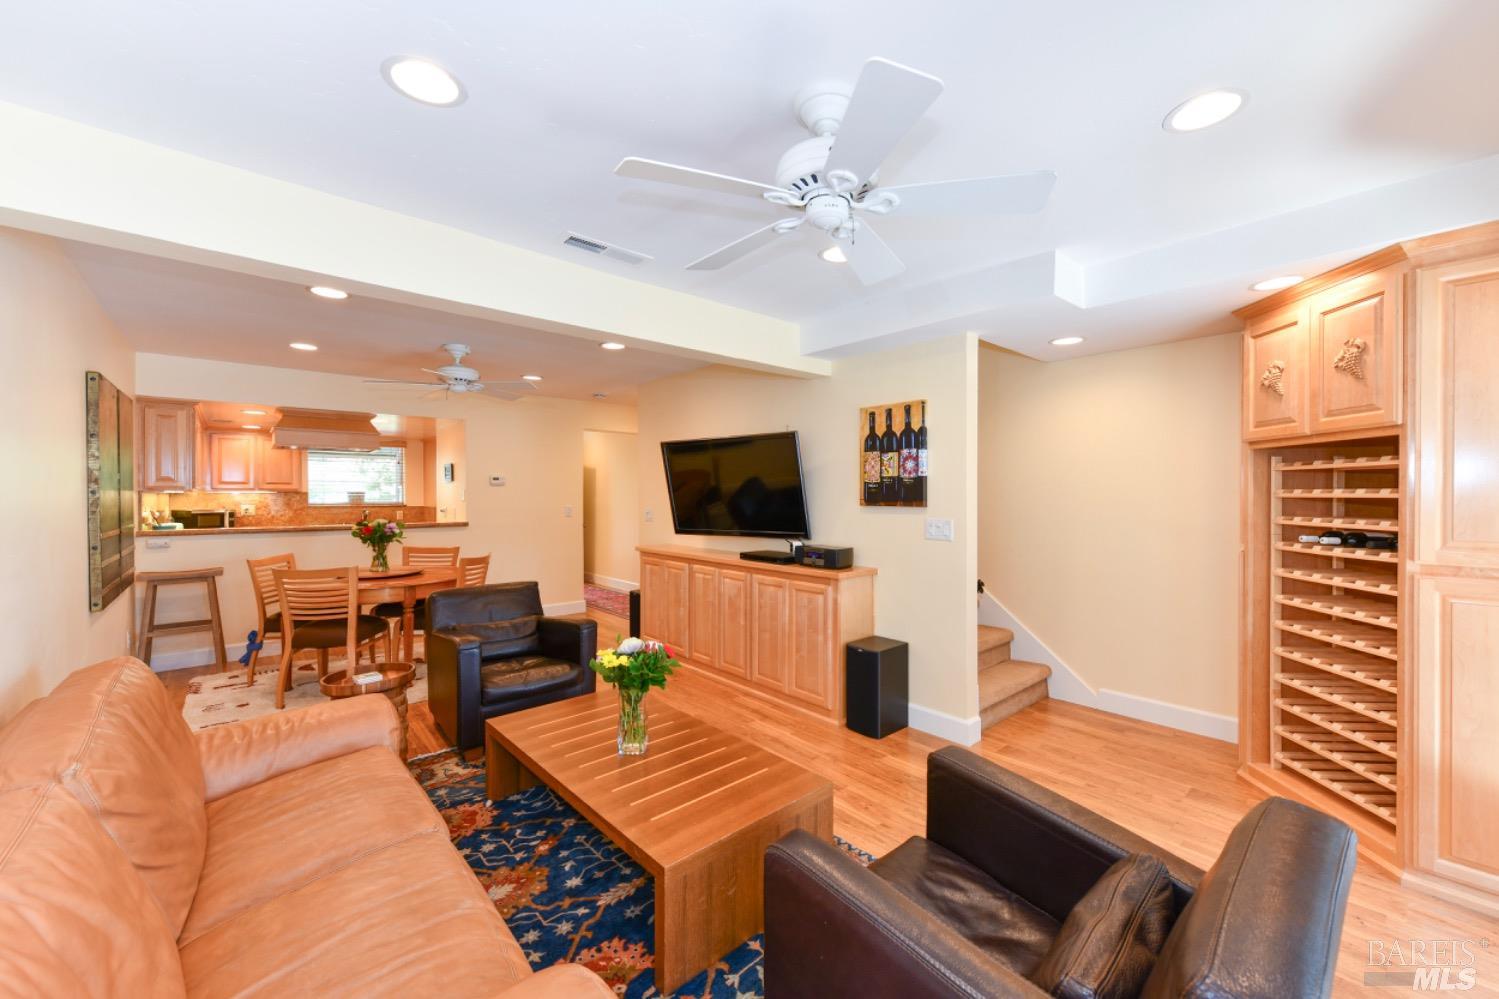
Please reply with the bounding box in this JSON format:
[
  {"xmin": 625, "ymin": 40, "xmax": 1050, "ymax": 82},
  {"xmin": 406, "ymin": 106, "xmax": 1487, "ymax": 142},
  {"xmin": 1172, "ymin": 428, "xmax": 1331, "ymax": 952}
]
[
  {"xmin": 825, "ymin": 58, "xmax": 944, "ymax": 185},
  {"xmin": 877, "ymin": 171, "xmax": 1056, "ymax": 216},
  {"xmin": 843, "ymin": 222, "xmax": 906, "ymax": 286},
  {"xmin": 486, "ymin": 379, "xmax": 539, "ymax": 390},
  {"xmin": 364, "ymin": 378, "xmax": 443, "ymax": 387},
  {"xmin": 615, "ymin": 157, "xmax": 790, "ymax": 200},
  {"xmin": 685, "ymin": 220, "xmax": 801, "ymax": 271},
  {"xmin": 479, "ymin": 386, "xmax": 523, "ymax": 401}
]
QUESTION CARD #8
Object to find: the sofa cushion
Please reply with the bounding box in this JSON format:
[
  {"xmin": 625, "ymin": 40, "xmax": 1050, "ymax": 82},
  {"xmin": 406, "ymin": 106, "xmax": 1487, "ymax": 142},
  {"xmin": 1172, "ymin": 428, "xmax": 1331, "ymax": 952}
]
[
  {"xmin": 480, "ymin": 655, "xmax": 583, "ymax": 704},
  {"xmin": 0, "ymin": 657, "xmax": 206, "ymax": 935},
  {"xmin": 0, "ymin": 782, "xmax": 186, "ymax": 996},
  {"xmin": 870, "ymin": 835, "xmax": 1061, "ymax": 976},
  {"xmin": 1031, "ymin": 852, "xmax": 1173, "ymax": 998},
  {"xmin": 178, "ymin": 827, "xmax": 534, "ymax": 998},
  {"xmin": 180, "ymin": 745, "xmax": 444, "ymax": 943}
]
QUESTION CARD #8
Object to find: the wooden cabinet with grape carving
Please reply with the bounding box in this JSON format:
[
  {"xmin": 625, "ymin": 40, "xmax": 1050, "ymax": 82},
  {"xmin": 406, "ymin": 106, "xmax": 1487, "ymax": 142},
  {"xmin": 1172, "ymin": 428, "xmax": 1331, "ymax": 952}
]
[{"xmin": 1307, "ymin": 267, "xmax": 1403, "ymax": 434}]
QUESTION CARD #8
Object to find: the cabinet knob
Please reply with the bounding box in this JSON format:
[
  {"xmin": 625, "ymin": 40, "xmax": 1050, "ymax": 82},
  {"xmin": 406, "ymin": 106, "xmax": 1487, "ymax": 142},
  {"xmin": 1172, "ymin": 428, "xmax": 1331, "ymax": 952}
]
[
  {"xmin": 1333, "ymin": 337, "xmax": 1367, "ymax": 379},
  {"xmin": 1260, "ymin": 361, "xmax": 1287, "ymax": 397}
]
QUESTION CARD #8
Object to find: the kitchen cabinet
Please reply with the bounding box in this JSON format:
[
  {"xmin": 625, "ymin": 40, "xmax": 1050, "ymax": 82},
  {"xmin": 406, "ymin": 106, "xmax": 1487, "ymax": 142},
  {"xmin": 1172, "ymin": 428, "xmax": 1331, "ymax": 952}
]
[
  {"xmin": 256, "ymin": 436, "xmax": 304, "ymax": 492},
  {"xmin": 1241, "ymin": 302, "xmax": 1310, "ymax": 441},
  {"xmin": 138, "ymin": 400, "xmax": 196, "ymax": 491},
  {"xmin": 206, "ymin": 432, "xmax": 256, "ymax": 491},
  {"xmin": 1307, "ymin": 267, "xmax": 1402, "ymax": 434}
]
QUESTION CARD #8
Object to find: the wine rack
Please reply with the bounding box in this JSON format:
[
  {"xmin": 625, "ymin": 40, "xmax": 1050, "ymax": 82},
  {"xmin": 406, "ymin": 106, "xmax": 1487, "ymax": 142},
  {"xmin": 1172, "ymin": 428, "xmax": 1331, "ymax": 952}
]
[{"xmin": 1268, "ymin": 443, "xmax": 1401, "ymax": 829}]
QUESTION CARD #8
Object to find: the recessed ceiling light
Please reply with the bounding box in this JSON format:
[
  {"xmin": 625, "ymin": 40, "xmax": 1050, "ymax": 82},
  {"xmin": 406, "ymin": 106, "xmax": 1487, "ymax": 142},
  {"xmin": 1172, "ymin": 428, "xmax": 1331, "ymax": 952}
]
[
  {"xmin": 522, "ymin": 374, "xmax": 543, "ymax": 381},
  {"xmin": 600, "ymin": 342, "xmax": 626, "ymax": 351},
  {"xmin": 819, "ymin": 246, "xmax": 847, "ymax": 264},
  {"xmin": 289, "ymin": 342, "xmax": 318, "ymax": 351},
  {"xmin": 242, "ymin": 409, "xmax": 267, "ymax": 416},
  {"xmin": 1162, "ymin": 89, "xmax": 1246, "ymax": 132},
  {"xmin": 381, "ymin": 57, "xmax": 466, "ymax": 107},
  {"xmin": 308, "ymin": 285, "xmax": 348, "ymax": 300},
  {"xmin": 241, "ymin": 424, "xmax": 262, "ymax": 430},
  {"xmin": 1250, "ymin": 274, "xmax": 1304, "ymax": 292},
  {"xmin": 1050, "ymin": 336, "xmax": 1085, "ymax": 346}
]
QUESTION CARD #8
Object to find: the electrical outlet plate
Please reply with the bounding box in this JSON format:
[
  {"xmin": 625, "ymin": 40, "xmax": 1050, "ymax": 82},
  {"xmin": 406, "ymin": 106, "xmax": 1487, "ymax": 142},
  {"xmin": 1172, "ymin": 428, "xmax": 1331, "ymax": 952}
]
[
  {"xmin": 145, "ymin": 538, "xmax": 171, "ymax": 550},
  {"xmin": 924, "ymin": 517, "xmax": 954, "ymax": 541},
  {"xmin": 489, "ymin": 475, "xmax": 506, "ymax": 486}
]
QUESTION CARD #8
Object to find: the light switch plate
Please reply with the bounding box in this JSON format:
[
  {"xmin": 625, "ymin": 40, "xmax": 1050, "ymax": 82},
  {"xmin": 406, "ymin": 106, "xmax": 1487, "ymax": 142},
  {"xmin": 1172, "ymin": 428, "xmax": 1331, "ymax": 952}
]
[
  {"xmin": 563, "ymin": 505, "xmax": 574, "ymax": 518},
  {"xmin": 644, "ymin": 509, "xmax": 653, "ymax": 523},
  {"xmin": 924, "ymin": 517, "xmax": 954, "ymax": 541}
]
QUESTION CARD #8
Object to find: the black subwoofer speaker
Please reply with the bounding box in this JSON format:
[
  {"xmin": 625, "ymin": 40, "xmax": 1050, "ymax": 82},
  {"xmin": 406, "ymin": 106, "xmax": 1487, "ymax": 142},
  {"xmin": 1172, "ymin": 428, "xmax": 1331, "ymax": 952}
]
[
  {"xmin": 845, "ymin": 636, "xmax": 908, "ymax": 739},
  {"xmin": 629, "ymin": 589, "xmax": 641, "ymax": 638}
]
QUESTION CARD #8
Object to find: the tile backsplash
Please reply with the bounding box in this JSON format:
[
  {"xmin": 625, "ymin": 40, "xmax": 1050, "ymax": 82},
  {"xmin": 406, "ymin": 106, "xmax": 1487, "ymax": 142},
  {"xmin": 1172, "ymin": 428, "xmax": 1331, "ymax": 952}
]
[{"xmin": 141, "ymin": 490, "xmax": 437, "ymax": 527}]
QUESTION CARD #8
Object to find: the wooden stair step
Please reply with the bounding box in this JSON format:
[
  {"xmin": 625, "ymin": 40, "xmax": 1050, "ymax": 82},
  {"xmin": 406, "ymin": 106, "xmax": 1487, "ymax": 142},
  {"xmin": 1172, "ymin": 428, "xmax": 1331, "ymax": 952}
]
[
  {"xmin": 979, "ymin": 659, "xmax": 1051, "ymax": 730},
  {"xmin": 977, "ymin": 625, "xmax": 1014, "ymax": 654}
]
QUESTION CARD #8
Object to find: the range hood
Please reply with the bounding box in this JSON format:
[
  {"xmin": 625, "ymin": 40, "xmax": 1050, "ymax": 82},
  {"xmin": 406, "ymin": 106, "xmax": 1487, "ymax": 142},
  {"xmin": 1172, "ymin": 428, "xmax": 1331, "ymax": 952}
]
[{"xmin": 272, "ymin": 408, "xmax": 382, "ymax": 452}]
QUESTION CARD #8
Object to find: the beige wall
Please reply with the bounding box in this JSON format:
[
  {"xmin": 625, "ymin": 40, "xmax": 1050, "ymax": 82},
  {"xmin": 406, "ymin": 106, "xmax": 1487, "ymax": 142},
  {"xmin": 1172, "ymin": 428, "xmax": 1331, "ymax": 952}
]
[
  {"xmin": 0, "ymin": 228, "xmax": 137, "ymax": 721},
  {"xmin": 433, "ymin": 418, "xmax": 466, "ymax": 522},
  {"xmin": 134, "ymin": 353, "xmax": 636, "ymax": 666},
  {"xmin": 977, "ymin": 335, "xmax": 1241, "ymax": 718},
  {"xmin": 583, "ymin": 429, "xmax": 640, "ymax": 589},
  {"xmin": 638, "ymin": 336, "xmax": 980, "ymax": 731}
]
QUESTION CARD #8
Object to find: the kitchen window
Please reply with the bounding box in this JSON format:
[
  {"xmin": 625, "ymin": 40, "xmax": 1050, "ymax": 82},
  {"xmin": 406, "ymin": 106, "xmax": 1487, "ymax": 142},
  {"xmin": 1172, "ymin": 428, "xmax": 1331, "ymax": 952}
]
[{"xmin": 307, "ymin": 446, "xmax": 405, "ymax": 505}]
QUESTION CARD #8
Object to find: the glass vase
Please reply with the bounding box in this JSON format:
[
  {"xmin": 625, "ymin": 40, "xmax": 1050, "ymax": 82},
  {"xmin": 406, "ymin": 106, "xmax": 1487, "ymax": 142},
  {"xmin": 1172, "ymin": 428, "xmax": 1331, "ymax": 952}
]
[
  {"xmin": 370, "ymin": 548, "xmax": 390, "ymax": 573},
  {"xmin": 617, "ymin": 687, "xmax": 648, "ymax": 756}
]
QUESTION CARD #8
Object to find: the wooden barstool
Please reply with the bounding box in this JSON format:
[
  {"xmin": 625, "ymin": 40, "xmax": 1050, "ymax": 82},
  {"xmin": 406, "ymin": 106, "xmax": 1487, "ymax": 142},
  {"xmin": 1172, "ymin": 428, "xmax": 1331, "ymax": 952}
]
[{"xmin": 136, "ymin": 568, "xmax": 228, "ymax": 669}]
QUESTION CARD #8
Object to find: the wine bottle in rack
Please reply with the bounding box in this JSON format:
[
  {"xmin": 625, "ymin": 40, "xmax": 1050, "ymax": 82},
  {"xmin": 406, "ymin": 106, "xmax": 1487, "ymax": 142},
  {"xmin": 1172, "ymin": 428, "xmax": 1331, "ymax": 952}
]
[
  {"xmin": 862, "ymin": 411, "xmax": 882, "ymax": 505},
  {"xmin": 880, "ymin": 407, "xmax": 900, "ymax": 503},
  {"xmin": 916, "ymin": 401, "xmax": 928, "ymax": 504},
  {"xmin": 899, "ymin": 404, "xmax": 919, "ymax": 501}
]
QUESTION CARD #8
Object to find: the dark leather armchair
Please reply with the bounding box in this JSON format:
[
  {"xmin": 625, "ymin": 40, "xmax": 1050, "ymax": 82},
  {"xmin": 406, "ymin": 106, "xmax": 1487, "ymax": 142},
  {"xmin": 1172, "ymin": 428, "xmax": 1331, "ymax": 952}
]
[
  {"xmin": 425, "ymin": 582, "xmax": 597, "ymax": 753},
  {"xmin": 766, "ymin": 747, "xmax": 1357, "ymax": 999}
]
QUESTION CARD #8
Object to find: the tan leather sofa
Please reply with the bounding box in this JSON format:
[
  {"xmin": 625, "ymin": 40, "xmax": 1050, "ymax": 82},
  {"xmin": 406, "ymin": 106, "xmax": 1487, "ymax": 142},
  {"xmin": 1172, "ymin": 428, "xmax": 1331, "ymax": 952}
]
[{"xmin": 0, "ymin": 657, "xmax": 612, "ymax": 997}]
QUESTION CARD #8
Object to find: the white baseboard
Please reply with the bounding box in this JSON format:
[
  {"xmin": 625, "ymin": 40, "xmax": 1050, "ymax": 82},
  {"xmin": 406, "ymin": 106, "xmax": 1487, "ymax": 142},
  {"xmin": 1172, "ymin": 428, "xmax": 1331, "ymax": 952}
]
[
  {"xmin": 584, "ymin": 573, "xmax": 639, "ymax": 592},
  {"xmin": 977, "ymin": 591, "xmax": 1237, "ymax": 743},
  {"xmin": 908, "ymin": 703, "xmax": 983, "ymax": 746},
  {"xmin": 546, "ymin": 599, "xmax": 587, "ymax": 616}
]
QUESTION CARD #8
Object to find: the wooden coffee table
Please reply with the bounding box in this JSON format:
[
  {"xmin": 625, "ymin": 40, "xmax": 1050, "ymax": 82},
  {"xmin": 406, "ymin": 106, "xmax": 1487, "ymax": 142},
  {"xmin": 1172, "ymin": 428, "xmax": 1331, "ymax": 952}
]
[{"xmin": 485, "ymin": 693, "xmax": 834, "ymax": 993}]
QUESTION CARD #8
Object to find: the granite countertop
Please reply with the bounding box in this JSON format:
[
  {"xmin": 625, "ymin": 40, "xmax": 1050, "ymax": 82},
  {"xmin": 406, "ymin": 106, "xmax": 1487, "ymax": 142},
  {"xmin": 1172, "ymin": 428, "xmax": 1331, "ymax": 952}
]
[{"xmin": 141, "ymin": 521, "xmax": 468, "ymax": 537}]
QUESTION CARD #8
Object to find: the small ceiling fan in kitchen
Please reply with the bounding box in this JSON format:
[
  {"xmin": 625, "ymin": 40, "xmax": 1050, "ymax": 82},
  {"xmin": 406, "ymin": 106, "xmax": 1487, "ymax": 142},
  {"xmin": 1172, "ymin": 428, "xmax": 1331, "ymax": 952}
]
[
  {"xmin": 364, "ymin": 343, "xmax": 538, "ymax": 400},
  {"xmin": 613, "ymin": 56, "xmax": 1056, "ymax": 285}
]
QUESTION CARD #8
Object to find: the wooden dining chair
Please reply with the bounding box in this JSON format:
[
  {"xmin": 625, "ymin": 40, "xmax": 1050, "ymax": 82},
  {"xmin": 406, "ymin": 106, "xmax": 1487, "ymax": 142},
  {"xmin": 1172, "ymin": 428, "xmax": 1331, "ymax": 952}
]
[
  {"xmin": 245, "ymin": 553, "xmax": 296, "ymax": 685},
  {"xmin": 458, "ymin": 554, "xmax": 491, "ymax": 587},
  {"xmin": 372, "ymin": 545, "xmax": 460, "ymax": 654},
  {"xmin": 272, "ymin": 567, "xmax": 390, "ymax": 709}
]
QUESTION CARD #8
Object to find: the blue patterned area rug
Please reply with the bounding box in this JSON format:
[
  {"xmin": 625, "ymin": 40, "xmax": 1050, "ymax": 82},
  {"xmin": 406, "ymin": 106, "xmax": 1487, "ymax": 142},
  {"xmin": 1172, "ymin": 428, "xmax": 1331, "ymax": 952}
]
[{"xmin": 412, "ymin": 750, "xmax": 872, "ymax": 997}]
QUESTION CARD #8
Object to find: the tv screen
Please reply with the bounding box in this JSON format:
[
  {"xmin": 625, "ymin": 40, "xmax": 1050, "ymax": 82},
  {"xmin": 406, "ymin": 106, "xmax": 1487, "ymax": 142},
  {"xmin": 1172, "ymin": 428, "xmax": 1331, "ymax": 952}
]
[{"xmin": 661, "ymin": 432, "xmax": 811, "ymax": 538}]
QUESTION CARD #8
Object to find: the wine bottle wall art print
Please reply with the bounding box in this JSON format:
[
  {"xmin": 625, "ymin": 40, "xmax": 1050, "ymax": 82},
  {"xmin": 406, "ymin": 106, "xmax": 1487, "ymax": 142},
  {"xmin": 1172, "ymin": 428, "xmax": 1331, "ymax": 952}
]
[{"xmin": 858, "ymin": 400, "xmax": 928, "ymax": 507}]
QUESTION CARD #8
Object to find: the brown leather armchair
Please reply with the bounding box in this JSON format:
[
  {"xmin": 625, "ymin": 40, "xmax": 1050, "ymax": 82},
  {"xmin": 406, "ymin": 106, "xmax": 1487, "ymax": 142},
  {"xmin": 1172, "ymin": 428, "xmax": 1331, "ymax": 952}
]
[
  {"xmin": 425, "ymin": 582, "xmax": 597, "ymax": 753},
  {"xmin": 765, "ymin": 747, "xmax": 1357, "ymax": 999}
]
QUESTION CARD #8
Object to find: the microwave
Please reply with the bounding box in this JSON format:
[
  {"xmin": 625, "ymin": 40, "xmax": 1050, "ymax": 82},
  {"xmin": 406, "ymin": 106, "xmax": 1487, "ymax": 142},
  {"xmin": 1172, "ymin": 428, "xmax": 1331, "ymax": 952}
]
[{"xmin": 170, "ymin": 509, "xmax": 235, "ymax": 530}]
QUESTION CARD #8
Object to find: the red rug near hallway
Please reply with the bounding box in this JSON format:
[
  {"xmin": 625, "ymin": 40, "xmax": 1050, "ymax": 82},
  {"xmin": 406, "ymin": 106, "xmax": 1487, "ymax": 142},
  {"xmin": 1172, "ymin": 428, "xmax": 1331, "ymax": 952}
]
[{"xmin": 584, "ymin": 582, "xmax": 631, "ymax": 620}]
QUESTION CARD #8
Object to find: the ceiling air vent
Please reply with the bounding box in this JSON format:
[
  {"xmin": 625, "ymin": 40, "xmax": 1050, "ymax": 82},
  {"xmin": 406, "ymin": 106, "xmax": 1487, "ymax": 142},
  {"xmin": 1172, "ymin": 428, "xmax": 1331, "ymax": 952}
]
[{"xmin": 563, "ymin": 233, "xmax": 652, "ymax": 266}]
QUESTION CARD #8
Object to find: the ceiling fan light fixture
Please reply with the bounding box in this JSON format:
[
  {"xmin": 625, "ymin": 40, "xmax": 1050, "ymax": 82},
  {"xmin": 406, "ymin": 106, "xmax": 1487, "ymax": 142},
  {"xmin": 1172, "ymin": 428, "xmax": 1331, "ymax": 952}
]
[
  {"xmin": 819, "ymin": 246, "xmax": 847, "ymax": 264},
  {"xmin": 1250, "ymin": 274, "xmax": 1304, "ymax": 292},
  {"xmin": 307, "ymin": 285, "xmax": 349, "ymax": 300},
  {"xmin": 1163, "ymin": 89, "xmax": 1246, "ymax": 132},
  {"xmin": 600, "ymin": 342, "xmax": 626, "ymax": 351},
  {"xmin": 1050, "ymin": 336, "xmax": 1085, "ymax": 346},
  {"xmin": 289, "ymin": 342, "xmax": 318, "ymax": 351},
  {"xmin": 382, "ymin": 56, "xmax": 466, "ymax": 107}
]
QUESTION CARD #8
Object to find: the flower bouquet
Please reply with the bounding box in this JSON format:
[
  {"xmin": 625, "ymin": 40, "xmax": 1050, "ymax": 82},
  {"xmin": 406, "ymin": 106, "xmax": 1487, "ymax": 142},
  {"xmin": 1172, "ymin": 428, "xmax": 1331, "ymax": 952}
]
[
  {"xmin": 589, "ymin": 637, "xmax": 680, "ymax": 755},
  {"xmin": 351, "ymin": 512, "xmax": 405, "ymax": 572}
]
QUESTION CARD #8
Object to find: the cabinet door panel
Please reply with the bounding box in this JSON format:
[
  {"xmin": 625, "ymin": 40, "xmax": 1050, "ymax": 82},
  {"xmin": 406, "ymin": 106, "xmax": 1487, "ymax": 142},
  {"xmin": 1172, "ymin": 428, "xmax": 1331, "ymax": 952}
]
[
  {"xmin": 1243, "ymin": 303, "xmax": 1309, "ymax": 441},
  {"xmin": 208, "ymin": 432, "xmax": 256, "ymax": 491},
  {"xmin": 750, "ymin": 575, "xmax": 789, "ymax": 691},
  {"xmin": 139, "ymin": 402, "xmax": 194, "ymax": 490},
  {"xmin": 661, "ymin": 560, "xmax": 691, "ymax": 656},
  {"xmin": 1309, "ymin": 268, "xmax": 1402, "ymax": 433},
  {"xmin": 640, "ymin": 559, "xmax": 667, "ymax": 642},
  {"xmin": 717, "ymin": 569, "xmax": 750, "ymax": 679},
  {"xmin": 688, "ymin": 565, "xmax": 719, "ymax": 667},
  {"xmin": 257, "ymin": 438, "xmax": 304, "ymax": 491},
  {"xmin": 1417, "ymin": 254, "xmax": 1499, "ymax": 565},
  {"xmin": 787, "ymin": 581, "xmax": 835, "ymax": 708},
  {"xmin": 1414, "ymin": 575, "xmax": 1499, "ymax": 893}
]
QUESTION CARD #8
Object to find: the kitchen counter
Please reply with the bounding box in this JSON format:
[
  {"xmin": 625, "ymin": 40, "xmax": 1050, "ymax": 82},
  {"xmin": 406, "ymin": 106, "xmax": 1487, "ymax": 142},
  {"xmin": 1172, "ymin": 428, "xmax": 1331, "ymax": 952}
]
[{"xmin": 141, "ymin": 520, "xmax": 467, "ymax": 537}]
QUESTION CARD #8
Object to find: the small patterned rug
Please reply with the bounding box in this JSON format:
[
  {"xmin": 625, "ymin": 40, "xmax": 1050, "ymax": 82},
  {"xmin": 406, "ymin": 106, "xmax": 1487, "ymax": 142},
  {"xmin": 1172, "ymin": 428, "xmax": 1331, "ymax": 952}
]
[
  {"xmin": 412, "ymin": 750, "xmax": 872, "ymax": 997},
  {"xmin": 181, "ymin": 657, "xmax": 427, "ymax": 731},
  {"xmin": 584, "ymin": 583, "xmax": 632, "ymax": 620}
]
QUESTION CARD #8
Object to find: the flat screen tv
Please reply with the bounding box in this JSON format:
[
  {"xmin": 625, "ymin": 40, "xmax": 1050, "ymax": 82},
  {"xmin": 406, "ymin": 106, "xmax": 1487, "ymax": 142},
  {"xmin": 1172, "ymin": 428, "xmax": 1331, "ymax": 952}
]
[{"xmin": 661, "ymin": 432, "xmax": 811, "ymax": 539}]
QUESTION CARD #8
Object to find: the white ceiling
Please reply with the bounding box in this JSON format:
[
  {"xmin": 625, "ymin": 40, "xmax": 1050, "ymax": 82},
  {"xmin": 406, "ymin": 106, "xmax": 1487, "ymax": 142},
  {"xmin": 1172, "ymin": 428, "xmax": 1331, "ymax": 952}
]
[
  {"xmin": 62, "ymin": 242, "xmax": 706, "ymax": 402},
  {"xmin": 7, "ymin": 1, "xmax": 1499, "ymax": 358}
]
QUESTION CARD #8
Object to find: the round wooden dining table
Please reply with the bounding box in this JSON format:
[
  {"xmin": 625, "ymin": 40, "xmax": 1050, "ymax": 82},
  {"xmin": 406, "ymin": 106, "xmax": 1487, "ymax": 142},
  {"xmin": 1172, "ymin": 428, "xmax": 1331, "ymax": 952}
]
[{"xmin": 356, "ymin": 566, "xmax": 459, "ymax": 662}]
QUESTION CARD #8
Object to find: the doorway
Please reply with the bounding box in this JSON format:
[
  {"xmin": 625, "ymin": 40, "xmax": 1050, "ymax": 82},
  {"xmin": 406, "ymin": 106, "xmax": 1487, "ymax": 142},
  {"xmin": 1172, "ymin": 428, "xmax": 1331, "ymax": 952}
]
[{"xmin": 582, "ymin": 429, "xmax": 639, "ymax": 618}]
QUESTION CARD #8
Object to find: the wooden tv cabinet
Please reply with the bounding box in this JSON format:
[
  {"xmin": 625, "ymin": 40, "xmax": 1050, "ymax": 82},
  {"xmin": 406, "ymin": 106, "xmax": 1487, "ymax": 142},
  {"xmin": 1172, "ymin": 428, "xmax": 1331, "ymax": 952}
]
[{"xmin": 636, "ymin": 545, "xmax": 876, "ymax": 722}]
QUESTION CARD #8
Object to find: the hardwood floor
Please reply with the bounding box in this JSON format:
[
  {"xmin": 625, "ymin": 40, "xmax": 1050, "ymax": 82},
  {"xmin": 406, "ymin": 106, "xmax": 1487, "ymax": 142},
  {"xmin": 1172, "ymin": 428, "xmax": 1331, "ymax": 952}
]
[{"xmin": 160, "ymin": 606, "xmax": 1499, "ymax": 996}]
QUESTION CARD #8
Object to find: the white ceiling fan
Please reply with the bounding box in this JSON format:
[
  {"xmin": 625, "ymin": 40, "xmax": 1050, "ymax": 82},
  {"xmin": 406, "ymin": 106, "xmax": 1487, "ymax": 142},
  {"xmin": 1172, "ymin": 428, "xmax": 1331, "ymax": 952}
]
[
  {"xmin": 364, "ymin": 343, "xmax": 538, "ymax": 400},
  {"xmin": 614, "ymin": 57, "xmax": 1056, "ymax": 286}
]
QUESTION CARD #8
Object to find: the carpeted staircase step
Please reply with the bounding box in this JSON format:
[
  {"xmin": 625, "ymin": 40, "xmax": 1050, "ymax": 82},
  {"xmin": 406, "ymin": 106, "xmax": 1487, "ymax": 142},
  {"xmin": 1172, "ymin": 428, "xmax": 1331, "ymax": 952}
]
[
  {"xmin": 979, "ymin": 659, "xmax": 1051, "ymax": 730},
  {"xmin": 978, "ymin": 624, "xmax": 1014, "ymax": 669}
]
